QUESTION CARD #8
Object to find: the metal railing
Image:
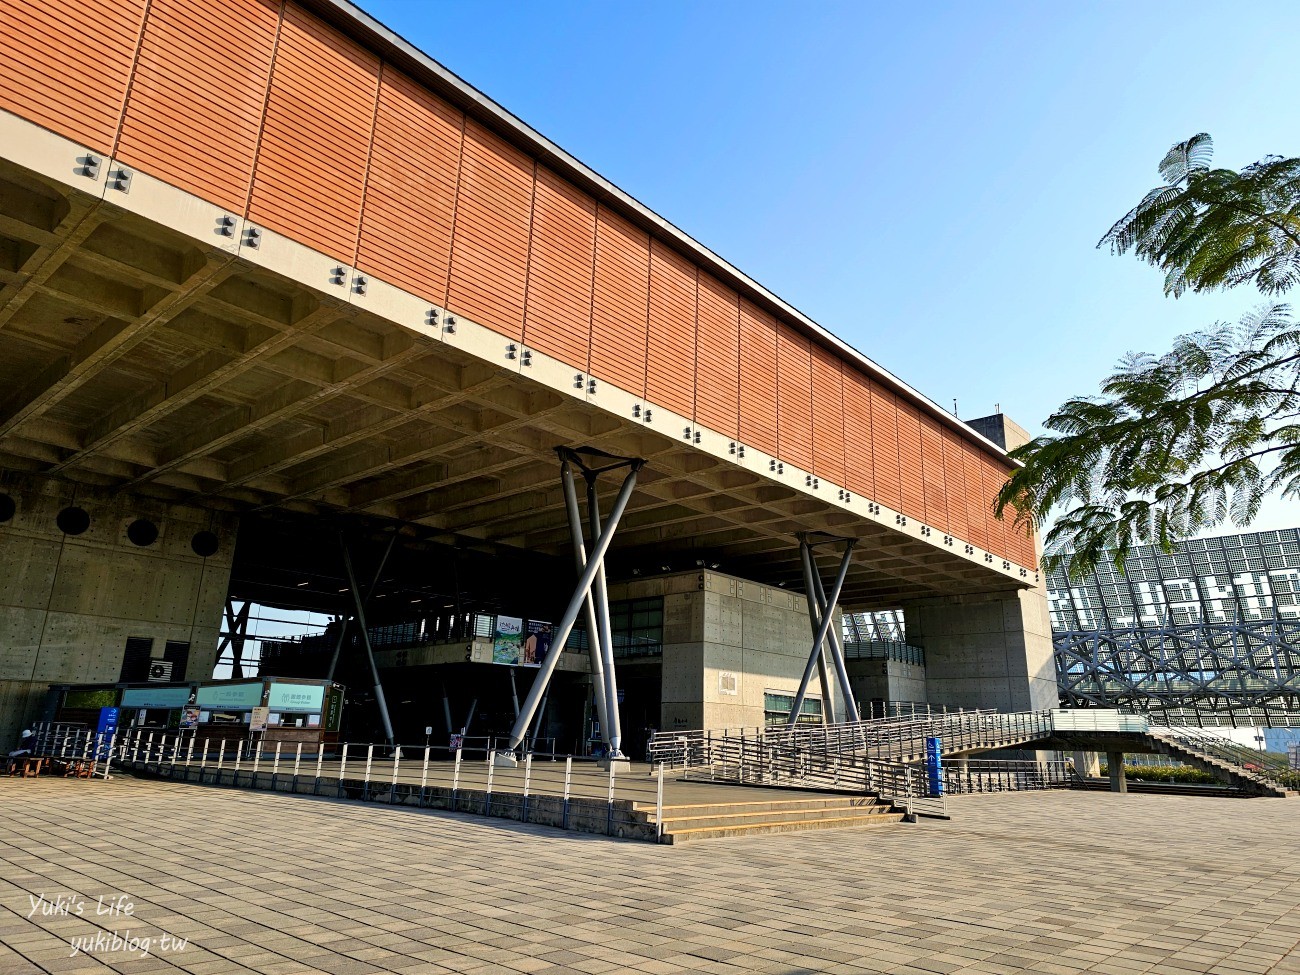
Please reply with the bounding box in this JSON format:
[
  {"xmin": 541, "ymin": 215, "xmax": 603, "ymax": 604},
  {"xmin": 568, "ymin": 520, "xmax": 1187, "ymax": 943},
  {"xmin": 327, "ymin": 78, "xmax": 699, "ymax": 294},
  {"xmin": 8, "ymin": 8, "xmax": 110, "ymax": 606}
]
[
  {"xmin": 665, "ymin": 725, "xmax": 949, "ymax": 818},
  {"xmin": 1149, "ymin": 725, "xmax": 1294, "ymax": 790},
  {"xmin": 943, "ymin": 760, "xmax": 1078, "ymax": 794},
  {"xmin": 649, "ymin": 709, "xmax": 1055, "ymax": 771},
  {"xmin": 37, "ymin": 723, "xmax": 673, "ymax": 842}
]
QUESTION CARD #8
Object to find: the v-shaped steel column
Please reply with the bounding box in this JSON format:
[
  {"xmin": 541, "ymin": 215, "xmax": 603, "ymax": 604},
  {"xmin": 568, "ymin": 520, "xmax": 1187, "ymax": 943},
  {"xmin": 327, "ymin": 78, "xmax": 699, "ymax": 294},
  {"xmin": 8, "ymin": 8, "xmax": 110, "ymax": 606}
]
[
  {"xmin": 790, "ymin": 534, "xmax": 858, "ymax": 727},
  {"xmin": 499, "ymin": 447, "xmax": 644, "ymax": 763}
]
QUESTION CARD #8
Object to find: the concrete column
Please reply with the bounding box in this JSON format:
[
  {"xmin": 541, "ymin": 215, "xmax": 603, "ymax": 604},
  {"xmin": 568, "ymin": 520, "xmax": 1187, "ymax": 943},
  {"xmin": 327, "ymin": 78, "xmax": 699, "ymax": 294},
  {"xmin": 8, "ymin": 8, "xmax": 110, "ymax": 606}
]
[
  {"xmin": 903, "ymin": 587, "xmax": 1056, "ymax": 712},
  {"xmin": 1073, "ymin": 750, "xmax": 1100, "ymax": 778},
  {"xmin": 1106, "ymin": 751, "xmax": 1127, "ymax": 793}
]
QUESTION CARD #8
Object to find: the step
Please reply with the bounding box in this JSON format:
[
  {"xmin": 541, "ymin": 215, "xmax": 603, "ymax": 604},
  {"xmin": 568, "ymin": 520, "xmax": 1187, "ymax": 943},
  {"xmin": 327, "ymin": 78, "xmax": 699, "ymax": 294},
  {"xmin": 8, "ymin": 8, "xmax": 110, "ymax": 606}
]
[
  {"xmin": 665, "ymin": 812, "xmax": 905, "ymax": 843},
  {"xmin": 656, "ymin": 804, "xmax": 896, "ymax": 831},
  {"xmin": 632, "ymin": 796, "xmax": 884, "ymax": 818}
]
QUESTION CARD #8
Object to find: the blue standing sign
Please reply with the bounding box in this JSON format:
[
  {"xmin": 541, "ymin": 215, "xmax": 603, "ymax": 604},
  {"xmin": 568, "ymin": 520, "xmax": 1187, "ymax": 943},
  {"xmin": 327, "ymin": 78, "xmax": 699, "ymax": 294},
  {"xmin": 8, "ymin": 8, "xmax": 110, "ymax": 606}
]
[
  {"xmin": 925, "ymin": 735, "xmax": 943, "ymax": 796},
  {"xmin": 95, "ymin": 707, "xmax": 119, "ymax": 759}
]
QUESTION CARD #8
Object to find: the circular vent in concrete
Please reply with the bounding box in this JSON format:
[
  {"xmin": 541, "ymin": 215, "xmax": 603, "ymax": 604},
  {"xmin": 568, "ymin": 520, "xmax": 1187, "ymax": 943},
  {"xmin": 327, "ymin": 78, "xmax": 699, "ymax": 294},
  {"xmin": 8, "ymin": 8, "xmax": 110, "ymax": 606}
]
[{"xmin": 56, "ymin": 506, "xmax": 90, "ymax": 536}]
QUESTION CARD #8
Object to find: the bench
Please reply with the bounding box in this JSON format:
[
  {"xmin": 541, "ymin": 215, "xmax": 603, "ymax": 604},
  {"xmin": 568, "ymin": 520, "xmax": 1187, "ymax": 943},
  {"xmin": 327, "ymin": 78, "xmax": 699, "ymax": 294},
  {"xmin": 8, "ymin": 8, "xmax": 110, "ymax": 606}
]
[{"xmin": 6, "ymin": 756, "xmax": 45, "ymax": 777}]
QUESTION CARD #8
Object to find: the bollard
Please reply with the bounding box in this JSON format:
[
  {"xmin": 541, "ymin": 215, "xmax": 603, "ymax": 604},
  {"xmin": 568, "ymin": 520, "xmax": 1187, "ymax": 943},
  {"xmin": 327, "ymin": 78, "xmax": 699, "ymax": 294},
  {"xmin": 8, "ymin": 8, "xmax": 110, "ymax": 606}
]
[
  {"xmin": 522, "ymin": 753, "xmax": 533, "ymax": 823},
  {"xmin": 562, "ymin": 756, "xmax": 572, "ymax": 829},
  {"xmin": 389, "ymin": 746, "xmax": 401, "ymax": 804},
  {"xmin": 606, "ymin": 759, "xmax": 617, "ymax": 835},
  {"xmin": 655, "ymin": 762, "xmax": 665, "ymax": 841},
  {"xmin": 419, "ymin": 746, "xmax": 430, "ymax": 807}
]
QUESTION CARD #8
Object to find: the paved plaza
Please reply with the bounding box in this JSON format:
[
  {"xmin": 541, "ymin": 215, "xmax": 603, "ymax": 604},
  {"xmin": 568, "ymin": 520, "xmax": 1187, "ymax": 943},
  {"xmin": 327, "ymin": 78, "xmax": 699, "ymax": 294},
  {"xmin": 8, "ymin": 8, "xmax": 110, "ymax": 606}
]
[{"xmin": 1, "ymin": 777, "xmax": 1298, "ymax": 975}]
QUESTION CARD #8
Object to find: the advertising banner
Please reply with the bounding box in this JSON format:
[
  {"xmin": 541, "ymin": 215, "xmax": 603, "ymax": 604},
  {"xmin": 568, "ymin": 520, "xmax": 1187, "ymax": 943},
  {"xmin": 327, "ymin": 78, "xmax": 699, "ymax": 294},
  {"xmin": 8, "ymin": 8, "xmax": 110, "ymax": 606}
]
[{"xmin": 491, "ymin": 616, "xmax": 524, "ymax": 665}]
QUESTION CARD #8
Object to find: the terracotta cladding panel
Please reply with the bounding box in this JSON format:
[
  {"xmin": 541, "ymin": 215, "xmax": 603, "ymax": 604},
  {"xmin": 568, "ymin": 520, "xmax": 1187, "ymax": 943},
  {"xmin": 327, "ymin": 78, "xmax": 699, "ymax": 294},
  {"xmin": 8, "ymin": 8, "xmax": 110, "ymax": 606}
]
[
  {"xmin": 919, "ymin": 416, "xmax": 948, "ymax": 532},
  {"xmin": 356, "ymin": 67, "xmax": 463, "ymax": 305},
  {"xmin": 590, "ymin": 207, "xmax": 648, "ymax": 396},
  {"xmin": 446, "ymin": 119, "xmax": 535, "ymax": 340},
  {"xmin": 941, "ymin": 428, "xmax": 970, "ymax": 539},
  {"xmin": 869, "ymin": 383, "xmax": 902, "ymax": 511},
  {"xmin": 776, "ymin": 323, "xmax": 813, "ymax": 471},
  {"xmin": 962, "ymin": 446, "xmax": 990, "ymax": 550},
  {"xmin": 842, "ymin": 369, "xmax": 874, "ymax": 499},
  {"xmin": 116, "ymin": 0, "xmax": 278, "ymax": 215},
  {"xmin": 694, "ymin": 273, "xmax": 739, "ymax": 438},
  {"xmin": 896, "ymin": 400, "xmax": 925, "ymax": 521},
  {"xmin": 811, "ymin": 347, "xmax": 845, "ymax": 487},
  {"xmin": 249, "ymin": 3, "xmax": 378, "ymax": 262},
  {"xmin": 646, "ymin": 240, "xmax": 696, "ymax": 419},
  {"xmin": 0, "ymin": 1, "xmax": 147, "ymax": 152},
  {"xmin": 524, "ymin": 167, "xmax": 596, "ymax": 370},
  {"xmin": 738, "ymin": 300, "xmax": 778, "ymax": 455}
]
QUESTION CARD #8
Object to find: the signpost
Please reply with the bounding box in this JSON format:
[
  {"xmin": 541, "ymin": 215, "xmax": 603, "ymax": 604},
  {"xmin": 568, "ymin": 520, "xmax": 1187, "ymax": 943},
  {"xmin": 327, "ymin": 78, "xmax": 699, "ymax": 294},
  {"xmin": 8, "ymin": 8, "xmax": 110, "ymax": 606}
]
[
  {"xmin": 94, "ymin": 707, "xmax": 119, "ymax": 759},
  {"xmin": 925, "ymin": 736, "xmax": 943, "ymax": 797}
]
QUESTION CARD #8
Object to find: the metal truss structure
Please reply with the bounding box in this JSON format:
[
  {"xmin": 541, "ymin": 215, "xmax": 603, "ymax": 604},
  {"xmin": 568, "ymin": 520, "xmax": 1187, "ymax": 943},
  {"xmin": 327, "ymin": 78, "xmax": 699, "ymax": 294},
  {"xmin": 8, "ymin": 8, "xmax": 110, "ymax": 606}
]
[{"xmin": 1047, "ymin": 529, "xmax": 1300, "ymax": 727}]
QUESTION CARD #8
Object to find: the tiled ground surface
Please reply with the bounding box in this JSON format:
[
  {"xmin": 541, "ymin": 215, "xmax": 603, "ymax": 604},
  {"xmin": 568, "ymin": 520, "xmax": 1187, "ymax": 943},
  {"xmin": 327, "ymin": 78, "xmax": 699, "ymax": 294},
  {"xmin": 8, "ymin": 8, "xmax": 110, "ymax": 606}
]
[{"xmin": 2, "ymin": 777, "xmax": 1298, "ymax": 975}]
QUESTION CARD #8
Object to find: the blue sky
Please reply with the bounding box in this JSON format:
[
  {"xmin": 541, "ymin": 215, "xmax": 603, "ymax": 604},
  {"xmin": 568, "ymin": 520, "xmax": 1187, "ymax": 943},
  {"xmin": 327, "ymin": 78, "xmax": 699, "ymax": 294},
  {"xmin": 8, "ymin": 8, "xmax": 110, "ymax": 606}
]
[{"xmin": 357, "ymin": 0, "xmax": 1298, "ymax": 532}]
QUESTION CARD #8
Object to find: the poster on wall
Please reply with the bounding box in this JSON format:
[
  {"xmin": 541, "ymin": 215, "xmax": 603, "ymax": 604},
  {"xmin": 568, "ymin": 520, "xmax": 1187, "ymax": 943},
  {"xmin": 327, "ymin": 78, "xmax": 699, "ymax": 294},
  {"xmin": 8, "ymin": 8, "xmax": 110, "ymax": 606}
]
[
  {"xmin": 491, "ymin": 616, "xmax": 524, "ymax": 664},
  {"xmin": 179, "ymin": 706, "xmax": 201, "ymax": 729}
]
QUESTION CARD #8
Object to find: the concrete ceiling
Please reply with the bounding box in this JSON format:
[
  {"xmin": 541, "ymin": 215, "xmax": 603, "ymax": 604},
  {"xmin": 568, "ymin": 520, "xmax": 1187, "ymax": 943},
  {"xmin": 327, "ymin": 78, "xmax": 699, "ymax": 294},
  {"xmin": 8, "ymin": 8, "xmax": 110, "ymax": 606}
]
[{"xmin": 0, "ymin": 156, "xmax": 1035, "ymax": 610}]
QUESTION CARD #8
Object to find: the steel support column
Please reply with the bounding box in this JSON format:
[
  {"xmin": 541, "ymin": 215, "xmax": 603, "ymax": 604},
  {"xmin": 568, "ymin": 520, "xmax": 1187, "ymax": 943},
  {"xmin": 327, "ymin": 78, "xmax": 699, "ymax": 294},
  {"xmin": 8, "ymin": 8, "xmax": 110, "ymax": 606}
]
[
  {"xmin": 808, "ymin": 540, "xmax": 860, "ymax": 722},
  {"xmin": 340, "ymin": 533, "xmax": 395, "ymax": 746},
  {"xmin": 790, "ymin": 534, "xmax": 856, "ymax": 727},
  {"xmin": 500, "ymin": 448, "xmax": 644, "ymax": 760}
]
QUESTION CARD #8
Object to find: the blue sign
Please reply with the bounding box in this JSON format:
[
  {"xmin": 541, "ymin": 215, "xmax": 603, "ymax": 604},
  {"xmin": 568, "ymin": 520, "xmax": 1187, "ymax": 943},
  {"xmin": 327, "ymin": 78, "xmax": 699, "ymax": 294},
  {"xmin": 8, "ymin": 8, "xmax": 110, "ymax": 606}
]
[
  {"xmin": 95, "ymin": 707, "xmax": 119, "ymax": 759},
  {"xmin": 924, "ymin": 736, "xmax": 944, "ymax": 796}
]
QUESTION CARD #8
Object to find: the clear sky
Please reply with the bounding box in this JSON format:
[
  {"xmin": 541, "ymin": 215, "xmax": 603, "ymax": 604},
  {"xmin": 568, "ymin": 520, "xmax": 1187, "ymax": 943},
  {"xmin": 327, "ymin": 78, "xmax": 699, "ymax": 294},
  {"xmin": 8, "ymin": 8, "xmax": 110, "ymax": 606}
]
[{"xmin": 355, "ymin": 0, "xmax": 1298, "ymax": 533}]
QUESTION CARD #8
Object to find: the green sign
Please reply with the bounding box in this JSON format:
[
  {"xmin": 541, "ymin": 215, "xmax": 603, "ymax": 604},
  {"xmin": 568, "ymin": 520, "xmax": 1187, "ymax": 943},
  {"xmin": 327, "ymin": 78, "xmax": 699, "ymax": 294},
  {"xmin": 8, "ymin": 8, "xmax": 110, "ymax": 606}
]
[
  {"xmin": 267, "ymin": 683, "xmax": 325, "ymax": 712},
  {"xmin": 195, "ymin": 681, "xmax": 263, "ymax": 709},
  {"xmin": 121, "ymin": 686, "xmax": 191, "ymax": 709},
  {"xmin": 64, "ymin": 687, "xmax": 120, "ymax": 709},
  {"xmin": 324, "ymin": 687, "xmax": 344, "ymax": 732}
]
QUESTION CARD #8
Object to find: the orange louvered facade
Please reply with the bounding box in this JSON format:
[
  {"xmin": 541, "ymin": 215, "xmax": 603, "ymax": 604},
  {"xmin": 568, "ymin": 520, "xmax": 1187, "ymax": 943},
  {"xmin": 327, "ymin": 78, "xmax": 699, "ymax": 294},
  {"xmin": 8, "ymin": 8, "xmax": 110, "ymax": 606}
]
[{"xmin": 0, "ymin": 0, "xmax": 1035, "ymax": 570}]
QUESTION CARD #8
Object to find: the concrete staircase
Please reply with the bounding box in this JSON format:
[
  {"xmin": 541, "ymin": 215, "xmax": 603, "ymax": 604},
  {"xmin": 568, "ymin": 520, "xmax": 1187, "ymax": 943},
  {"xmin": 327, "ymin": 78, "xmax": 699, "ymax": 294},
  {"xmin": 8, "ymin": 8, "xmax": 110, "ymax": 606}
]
[
  {"xmin": 633, "ymin": 795, "xmax": 905, "ymax": 843},
  {"xmin": 1146, "ymin": 730, "xmax": 1296, "ymax": 798}
]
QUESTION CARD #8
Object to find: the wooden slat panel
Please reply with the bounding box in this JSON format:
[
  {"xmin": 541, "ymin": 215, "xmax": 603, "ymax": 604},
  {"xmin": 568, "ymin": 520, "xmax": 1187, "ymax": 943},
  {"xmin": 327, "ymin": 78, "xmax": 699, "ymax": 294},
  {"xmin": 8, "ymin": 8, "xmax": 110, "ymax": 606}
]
[
  {"xmin": 590, "ymin": 206, "xmax": 648, "ymax": 397},
  {"xmin": 738, "ymin": 299, "xmax": 778, "ymax": 456},
  {"xmin": 524, "ymin": 166, "xmax": 595, "ymax": 370},
  {"xmin": 870, "ymin": 382, "xmax": 902, "ymax": 511},
  {"xmin": 896, "ymin": 399, "xmax": 925, "ymax": 521},
  {"xmin": 694, "ymin": 272, "xmax": 739, "ymax": 438},
  {"xmin": 117, "ymin": 0, "xmax": 278, "ymax": 214},
  {"xmin": 919, "ymin": 414, "xmax": 948, "ymax": 532},
  {"xmin": 962, "ymin": 445, "xmax": 990, "ymax": 551},
  {"xmin": 249, "ymin": 2, "xmax": 378, "ymax": 263},
  {"xmin": 811, "ymin": 345, "xmax": 845, "ymax": 487},
  {"xmin": 842, "ymin": 368, "xmax": 874, "ymax": 500},
  {"xmin": 941, "ymin": 428, "xmax": 970, "ymax": 541},
  {"xmin": 981, "ymin": 455, "xmax": 1009, "ymax": 562},
  {"xmin": 356, "ymin": 66, "xmax": 463, "ymax": 305},
  {"xmin": 446, "ymin": 118, "xmax": 535, "ymax": 341},
  {"xmin": 646, "ymin": 239, "xmax": 696, "ymax": 419},
  {"xmin": 0, "ymin": 0, "xmax": 147, "ymax": 153},
  {"xmin": 776, "ymin": 323, "xmax": 813, "ymax": 471}
]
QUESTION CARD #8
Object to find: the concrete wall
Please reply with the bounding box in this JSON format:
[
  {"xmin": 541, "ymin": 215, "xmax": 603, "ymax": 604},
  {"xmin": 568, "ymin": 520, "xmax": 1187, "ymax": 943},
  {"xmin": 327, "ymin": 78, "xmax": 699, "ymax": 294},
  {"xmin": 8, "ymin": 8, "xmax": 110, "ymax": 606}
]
[
  {"xmin": 610, "ymin": 570, "xmax": 840, "ymax": 733},
  {"xmin": 903, "ymin": 587, "xmax": 1056, "ymax": 712},
  {"xmin": 0, "ymin": 475, "xmax": 235, "ymax": 746},
  {"xmin": 848, "ymin": 656, "xmax": 927, "ymax": 711}
]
